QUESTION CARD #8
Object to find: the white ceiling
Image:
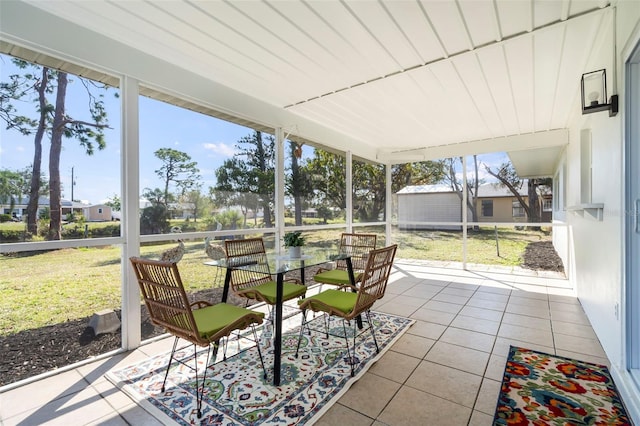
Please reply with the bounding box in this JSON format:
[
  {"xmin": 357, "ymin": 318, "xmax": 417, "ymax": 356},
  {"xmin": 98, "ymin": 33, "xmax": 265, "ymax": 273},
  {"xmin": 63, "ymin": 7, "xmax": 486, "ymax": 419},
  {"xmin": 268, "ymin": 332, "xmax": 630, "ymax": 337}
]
[{"xmin": 1, "ymin": 0, "xmax": 615, "ymax": 174}]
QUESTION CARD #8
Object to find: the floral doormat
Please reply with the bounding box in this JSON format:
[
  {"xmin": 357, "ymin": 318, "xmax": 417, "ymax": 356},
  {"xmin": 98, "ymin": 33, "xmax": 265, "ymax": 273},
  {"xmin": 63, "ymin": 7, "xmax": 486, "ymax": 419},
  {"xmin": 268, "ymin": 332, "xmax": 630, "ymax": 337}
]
[
  {"xmin": 494, "ymin": 346, "xmax": 632, "ymax": 425},
  {"xmin": 107, "ymin": 311, "xmax": 413, "ymax": 425}
]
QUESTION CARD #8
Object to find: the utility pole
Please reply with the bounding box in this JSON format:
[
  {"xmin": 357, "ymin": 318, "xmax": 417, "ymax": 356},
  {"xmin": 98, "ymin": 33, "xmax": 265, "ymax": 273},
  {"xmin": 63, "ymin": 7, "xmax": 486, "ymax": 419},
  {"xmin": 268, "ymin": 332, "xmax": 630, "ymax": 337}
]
[{"xmin": 71, "ymin": 166, "xmax": 77, "ymax": 202}]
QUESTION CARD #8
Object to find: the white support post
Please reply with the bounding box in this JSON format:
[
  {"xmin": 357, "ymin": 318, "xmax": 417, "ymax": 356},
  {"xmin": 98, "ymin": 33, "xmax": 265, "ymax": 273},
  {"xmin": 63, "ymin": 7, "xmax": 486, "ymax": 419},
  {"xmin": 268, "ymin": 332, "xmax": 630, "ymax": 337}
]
[
  {"xmin": 346, "ymin": 151, "xmax": 353, "ymax": 232},
  {"xmin": 275, "ymin": 127, "xmax": 285, "ymax": 254},
  {"xmin": 121, "ymin": 76, "xmax": 141, "ymax": 350},
  {"xmin": 462, "ymin": 156, "xmax": 468, "ymax": 269},
  {"xmin": 385, "ymin": 162, "xmax": 392, "ymax": 245}
]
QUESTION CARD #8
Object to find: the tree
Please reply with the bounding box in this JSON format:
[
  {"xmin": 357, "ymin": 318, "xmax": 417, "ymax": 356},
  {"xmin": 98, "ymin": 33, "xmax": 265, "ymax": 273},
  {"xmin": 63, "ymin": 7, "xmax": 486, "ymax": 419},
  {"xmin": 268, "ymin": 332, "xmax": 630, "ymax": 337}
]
[
  {"xmin": 303, "ymin": 150, "xmax": 445, "ymax": 222},
  {"xmin": 0, "ymin": 169, "xmax": 25, "ymax": 214},
  {"xmin": 0, "ymin": 58, "xmax": 111, "ymax": 239},
  {"xmin": 154, "ymin": 148, "xmax": 200, "ymax": 206},
  {"xmin": 47, "ymin": 72, "xmax": 109, "ymax": 240},
  {"xmin": 214, "ymin": 131, "xmax": 275, "ymax": 227},
  {"xmin": 484, "ymin": 162, "xmax": 551, "ymax": 226},
  {"xmin": 105, "ymin": 194, "xmax": 121, "ymax": 211},
  {"xmin": 441, "ymin": 156, "xmax": 482, "ymax": 225},
  {"xmin": 181, "ymin": 187, "xmax": 206, "ymax": 222},
  {"xmin": 286, "ymin": 141, "xmax": 313, "ymax": 226}
]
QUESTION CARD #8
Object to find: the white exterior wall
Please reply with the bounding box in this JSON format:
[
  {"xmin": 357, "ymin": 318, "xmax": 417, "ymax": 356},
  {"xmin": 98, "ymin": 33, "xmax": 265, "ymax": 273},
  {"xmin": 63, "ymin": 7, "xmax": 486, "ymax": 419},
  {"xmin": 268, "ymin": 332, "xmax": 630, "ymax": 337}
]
[
  {"xmin": 398, "ymin": 193, "xmax": 461, "ymax": 230},
  {"xmin": 556, "ymin": 3, "xmax": 640, "ymax": 421}
]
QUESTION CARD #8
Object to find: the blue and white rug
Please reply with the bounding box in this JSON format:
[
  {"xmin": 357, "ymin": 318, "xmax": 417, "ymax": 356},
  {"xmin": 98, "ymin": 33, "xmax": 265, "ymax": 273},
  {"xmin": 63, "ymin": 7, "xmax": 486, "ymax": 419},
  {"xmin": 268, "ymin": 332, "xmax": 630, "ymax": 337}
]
[{"xmin": 107, "ymin": 310, "xmax": 414, "ymax": 425}]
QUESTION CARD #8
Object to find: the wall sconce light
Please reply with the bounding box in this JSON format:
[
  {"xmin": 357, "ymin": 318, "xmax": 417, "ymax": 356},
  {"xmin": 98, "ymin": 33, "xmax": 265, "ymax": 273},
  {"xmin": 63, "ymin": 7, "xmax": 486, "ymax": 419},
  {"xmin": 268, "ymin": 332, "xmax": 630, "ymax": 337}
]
[{"xmin": 581, "ymin": 69, "xmax": 618, "ymax": 117}]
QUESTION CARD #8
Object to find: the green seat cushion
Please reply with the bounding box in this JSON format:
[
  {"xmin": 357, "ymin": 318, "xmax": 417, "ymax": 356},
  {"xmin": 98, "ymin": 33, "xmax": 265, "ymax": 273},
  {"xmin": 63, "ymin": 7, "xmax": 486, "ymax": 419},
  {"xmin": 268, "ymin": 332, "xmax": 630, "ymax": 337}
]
[
  {"xmin": 192, "ymin": 303, "xmax": 264, "ymax": 340},
  {"xmin": 298, "ymin": 289, "xmax": 357, "ymax": 314},
  {"xmin": 313, "ymin": 269, "xmax": 362, "ymax": 286},
  {"xmin": 242, "ymin": 281, "xmax": 307, "ymax": 305}
]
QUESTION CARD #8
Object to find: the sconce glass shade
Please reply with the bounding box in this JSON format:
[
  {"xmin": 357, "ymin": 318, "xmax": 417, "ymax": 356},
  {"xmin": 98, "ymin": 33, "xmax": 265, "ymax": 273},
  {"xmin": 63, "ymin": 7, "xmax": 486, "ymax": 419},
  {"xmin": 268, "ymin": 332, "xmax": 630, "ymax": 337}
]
[
  {"xmin": 581, "ymin": 69, "xmax": 618, "ymax": 116},
  {"xmin": 581, "ymin": 69, "xmax": 608, "ymax": 113}
]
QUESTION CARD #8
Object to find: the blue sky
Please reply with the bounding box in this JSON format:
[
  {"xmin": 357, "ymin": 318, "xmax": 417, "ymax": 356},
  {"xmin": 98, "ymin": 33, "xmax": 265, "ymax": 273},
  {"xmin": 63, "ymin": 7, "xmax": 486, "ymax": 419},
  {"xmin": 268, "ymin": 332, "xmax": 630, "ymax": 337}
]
[{"xmin": 0, "ymin": 53, "xmax": 507, "ymax": 204}]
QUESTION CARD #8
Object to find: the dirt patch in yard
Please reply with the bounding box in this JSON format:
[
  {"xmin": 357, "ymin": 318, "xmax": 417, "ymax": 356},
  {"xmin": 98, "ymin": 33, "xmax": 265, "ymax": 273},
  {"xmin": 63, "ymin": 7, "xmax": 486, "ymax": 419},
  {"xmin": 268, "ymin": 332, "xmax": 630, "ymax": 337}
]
[{"xmin": 522, "ymin": 240, "xmax": 565, "ymax": 272}]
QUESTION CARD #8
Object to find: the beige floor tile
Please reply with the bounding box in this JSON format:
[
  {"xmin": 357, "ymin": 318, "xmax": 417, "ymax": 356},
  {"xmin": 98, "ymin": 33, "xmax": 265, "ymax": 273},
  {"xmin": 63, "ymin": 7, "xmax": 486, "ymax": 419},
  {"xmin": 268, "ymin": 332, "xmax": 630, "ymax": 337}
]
[
  {"xmin": 551, "ymin": 310, "xmax": 592, "ymax": 325},
  {"xmin": 3, "ymin": 385, "xmax": 116, "ymax": 426},
  {"xmin": 549, "ymin": 301, "xmax": 585, "ymax": 313},
  {"xmin": 338, "ymin": 373, "xmax": 402, "ymax": 419},
  {"xmin": 402, "ymin": 285, "xmax": 442, "ymax": 299},
  {"xmin": 387, "ymin": 294, "xmax": 429, "ymax": 308},
  {"xmin": 446, "ymin": 282, "xmax": 480, "ymax": 292},
  {"xmin": 87, "ymin": 412, "xmax": 129, "ymax": 425},
  {"xmin": 510, "ymin": 287, "xmax": 548, "ymax": 299},
  {"xmin": 470, "ymin": 292, "xmax": 509, "ymax": 303},
  {"xmin": 507, "ymin": 296, "xmax": 549, "ymax": 309},
  {"xmin": 117, "ymin": 403, "xmax": 166, "ymax": 426},
  {"xmin": 459, "ymin": 306, "xmax": 504, "ymax": 322},
  {"xmin": 451, "ymin": 315, "xmax": 500, "ymax": 335},
  {"xmin": 554, "ymin": 334, "xmax": 607, "ymax": 358},
  {"xmin": 485, "ymin": 354, "xmax": 508, "ymax": 382},
  {"xmin": 501, "ymin": 313, "xmax": 552, "ymax": 331},
  {"xmin": 473, "ymin": 378, "xmax": 501, "ymax": 415},
  {"xmin": 492, "ymin": 337, "xmax": 554, "ymax": 358},
  {"xmin": 390, "ymin": 334, "xmax": 435, "ymax": 359},
  {"xmin": 440, "ymin": 327, "xmax": 496, "ymax": 353},
  {"xmin": 425, "ymin": 341, "xmax": 490, "ymax": 376},
  {"xmin": 466, "ymin": 298, "xmax": 507, "ymax": 311},
  {"xmin": 432, "ymin": 293, "xmax": 470, "ymax": 305},
  {"xmin": 0, "ymin": 369, "xmax": 87, "ymax": 419},
  {"xmin": 424, "ymin": 300, "xmax": 463, "ymax": 314},
  {"xmin": 498, "ymin": 323, "xmax": 554, "ymax": 347},
  {"xmin": 548, "ymin": 290, "xmax": 579, "ymax": 301},
  {"xmin": 315, "ymin": 403, "xmax": 375, "ymax": 426},
  {"xmin": 410, "ymin": 308, "xmax": 456, "ymax": 326},
  {"xmin": 552, "ymin": 320, "xmax": 598, "ymax": 339},
  {"xmin": 378, "ymin": 386, "xmax": 471, "ymax": 426},
  {"xmin": 375, "ymin": 301, "xmax": 421, "ymax": 317},
  {"xmin": 505, "ymin": 303, "xmax": 550, "ymax": 319},
  {"xmin": 405, "ymin": 361, "xmax": 482, "ymax": 407},
  {"xmin": 476, "ymin": 284, "xmax": 512, "ymax": 295},
  {"xmin": 441, "ymin": 286, "xmax": 476, "ymax": 297},
  {"xmin": 369, "ymin": 350, "xmax": 421, "ymax": 383},
  {"xmin": 469, "ymin": 410, "xmax": 495, "ymax": 426},
  {"xmin": 386, "ymin": 280, "xmax": 421, "ymax": 295},
  {"xmin": 406, "ymin": 320, "xmax": 447, "ymax": 340}
]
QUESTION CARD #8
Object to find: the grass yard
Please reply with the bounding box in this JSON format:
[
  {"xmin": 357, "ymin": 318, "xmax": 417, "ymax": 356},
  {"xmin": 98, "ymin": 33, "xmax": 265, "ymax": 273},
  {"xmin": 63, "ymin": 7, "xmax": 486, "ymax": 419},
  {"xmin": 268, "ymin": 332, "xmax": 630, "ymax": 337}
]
[{"xmin": 0, "ymin": 226, "xmax": 552, "ymax": 336}]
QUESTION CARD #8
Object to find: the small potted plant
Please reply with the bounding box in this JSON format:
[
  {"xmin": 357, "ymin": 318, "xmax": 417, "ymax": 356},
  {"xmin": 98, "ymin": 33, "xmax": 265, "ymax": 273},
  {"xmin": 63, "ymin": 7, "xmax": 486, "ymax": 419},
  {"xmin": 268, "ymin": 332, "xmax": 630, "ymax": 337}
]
[{"xmin": 283, "ymin": 231, "xmax": 305, "ymax": 258}]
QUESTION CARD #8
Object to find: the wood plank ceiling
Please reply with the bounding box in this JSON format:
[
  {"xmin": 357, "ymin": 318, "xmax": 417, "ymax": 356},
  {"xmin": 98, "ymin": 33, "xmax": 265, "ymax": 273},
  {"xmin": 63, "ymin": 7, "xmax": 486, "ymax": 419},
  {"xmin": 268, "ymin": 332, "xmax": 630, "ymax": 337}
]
[{"xmin": 11, "ymin": 0, "xmax": 614, "ymax": 168}]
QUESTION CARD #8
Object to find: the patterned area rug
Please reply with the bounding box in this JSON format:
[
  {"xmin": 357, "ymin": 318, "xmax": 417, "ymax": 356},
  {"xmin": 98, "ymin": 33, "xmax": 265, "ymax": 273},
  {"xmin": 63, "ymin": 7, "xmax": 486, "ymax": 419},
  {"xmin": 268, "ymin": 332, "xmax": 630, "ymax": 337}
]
[
  {"xmin": 107, "ymin": 310, "xmax": 413, "ymax": 425},
  {"xmin": 494, "ymin": 346, "xmax": 631, "ymax": 425}
]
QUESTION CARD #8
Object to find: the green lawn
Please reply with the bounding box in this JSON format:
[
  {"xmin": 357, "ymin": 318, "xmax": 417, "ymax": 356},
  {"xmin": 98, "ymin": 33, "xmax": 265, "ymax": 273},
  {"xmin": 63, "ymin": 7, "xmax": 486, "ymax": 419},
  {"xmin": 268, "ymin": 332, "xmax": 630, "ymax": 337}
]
[{"xmin": 0, "ymin": 226, "xmax": 551, "ymax": 335}]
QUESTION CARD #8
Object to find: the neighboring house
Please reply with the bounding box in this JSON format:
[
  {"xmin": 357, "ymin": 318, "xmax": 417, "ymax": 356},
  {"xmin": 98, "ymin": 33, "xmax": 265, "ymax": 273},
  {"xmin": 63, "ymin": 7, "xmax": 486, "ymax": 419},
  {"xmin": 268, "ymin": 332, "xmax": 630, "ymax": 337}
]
[
  {"xmin": 82, "ymin": 204, "xmax": 112, "ymax": 222},
  {"xmin": 1, "ymin": 197, "xmax": 80, "ymax": 219},
  {"xmin": 397, "ymin": 181, "xmax": 552, "ymax": 229},
  {"xmin": 397, "ymin": 184, "xmax": 469, "ymax": 230}
]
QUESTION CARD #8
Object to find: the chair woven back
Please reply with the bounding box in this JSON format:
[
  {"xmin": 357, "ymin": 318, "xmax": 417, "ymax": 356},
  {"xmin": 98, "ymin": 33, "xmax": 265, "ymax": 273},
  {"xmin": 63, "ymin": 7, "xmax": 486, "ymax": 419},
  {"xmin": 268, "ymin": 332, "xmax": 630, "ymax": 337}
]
[
  {"xmin": 224, "ymin": 238, "xmax": 273, "ymax": 293},
  {"xmin": 130, "ymin": 257, "xmax": 202, "ymax": 344},
  {"xmin": 336, "ymin": 232, "xmax": 377, "ymax": 272},
  {"xmin": 352, "ymin": 244, "xmax": 397, "ymax": 318}
]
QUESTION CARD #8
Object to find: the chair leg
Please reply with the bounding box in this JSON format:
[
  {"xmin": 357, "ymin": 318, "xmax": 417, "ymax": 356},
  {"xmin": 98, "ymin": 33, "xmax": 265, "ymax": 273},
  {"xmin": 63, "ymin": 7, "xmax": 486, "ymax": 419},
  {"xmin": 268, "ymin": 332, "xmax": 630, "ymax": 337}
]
[
  {"xmin": 295, "ymin": 309, "xmax": 307, "ymax": 358},
  {"xmin": 365, "ymin": 310, "xmax": 379, "ymax": 353},
  {"xmin": 195, "ymin": 343, "xmax": 213, "ymax": 419},
  {"xmin": 251, "ymin": 324, "xmax": 268, "ymax": 380},
  {"xmin": 161, "ymin": 336, "xmax": 180, "ymax": 392},
  {"xmin": 342, "ymin": 320, "xmax": 355, "ymax": 377}
]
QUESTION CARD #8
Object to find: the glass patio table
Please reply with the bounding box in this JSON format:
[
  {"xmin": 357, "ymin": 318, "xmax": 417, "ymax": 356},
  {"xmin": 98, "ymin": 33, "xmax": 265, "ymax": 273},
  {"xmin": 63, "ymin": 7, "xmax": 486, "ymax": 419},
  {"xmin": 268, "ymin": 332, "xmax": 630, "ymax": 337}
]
[{"xmin": 205, "ymin": 248, "xmax": 357, "ymax": 386}]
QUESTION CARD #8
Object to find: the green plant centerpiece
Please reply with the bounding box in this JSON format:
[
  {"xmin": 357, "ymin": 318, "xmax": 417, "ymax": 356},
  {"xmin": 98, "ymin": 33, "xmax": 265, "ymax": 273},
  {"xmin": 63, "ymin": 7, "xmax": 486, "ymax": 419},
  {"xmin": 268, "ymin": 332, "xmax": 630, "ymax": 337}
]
[{"xmin": 283, "ymin": 231, "xmax": 305, "ymax": 258}]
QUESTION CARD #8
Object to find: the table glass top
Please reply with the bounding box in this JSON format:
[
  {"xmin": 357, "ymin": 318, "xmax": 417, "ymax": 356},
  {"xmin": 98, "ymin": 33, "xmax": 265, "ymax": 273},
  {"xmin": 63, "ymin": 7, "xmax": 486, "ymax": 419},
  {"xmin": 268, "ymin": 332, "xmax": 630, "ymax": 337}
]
[{"xmin": 204, "ymin": 248, "xmax": 349, "ymax": 274}]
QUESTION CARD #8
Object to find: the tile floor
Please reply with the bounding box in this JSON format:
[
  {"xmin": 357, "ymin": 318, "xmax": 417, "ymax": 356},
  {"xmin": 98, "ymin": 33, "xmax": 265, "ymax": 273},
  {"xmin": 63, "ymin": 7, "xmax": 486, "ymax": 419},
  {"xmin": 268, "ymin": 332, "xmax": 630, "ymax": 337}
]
[{"xmin": 0, "ymin": 260, "xmax": 611, "ymax": 426}]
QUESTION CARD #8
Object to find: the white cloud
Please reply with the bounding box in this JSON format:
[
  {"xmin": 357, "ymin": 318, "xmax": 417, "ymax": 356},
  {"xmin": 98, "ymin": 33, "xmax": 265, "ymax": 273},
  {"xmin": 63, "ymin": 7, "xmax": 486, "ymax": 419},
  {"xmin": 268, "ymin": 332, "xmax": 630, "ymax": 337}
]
[{"xmin": 203, "ymin": 142, "xmax": 235, "ymax": 157}]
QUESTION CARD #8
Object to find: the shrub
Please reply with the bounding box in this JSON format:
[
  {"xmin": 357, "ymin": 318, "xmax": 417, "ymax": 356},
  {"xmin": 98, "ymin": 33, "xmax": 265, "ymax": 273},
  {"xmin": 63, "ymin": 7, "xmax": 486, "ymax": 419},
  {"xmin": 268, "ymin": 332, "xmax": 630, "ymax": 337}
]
[{"xmin": 0, "ymin": 214, "xmax": 11, "ymax": 223}]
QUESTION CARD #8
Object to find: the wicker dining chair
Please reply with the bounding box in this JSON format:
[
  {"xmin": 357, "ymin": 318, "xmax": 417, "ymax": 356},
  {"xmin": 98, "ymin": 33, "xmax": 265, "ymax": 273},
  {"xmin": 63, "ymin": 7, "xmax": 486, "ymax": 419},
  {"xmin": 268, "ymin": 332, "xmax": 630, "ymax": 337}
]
[
  {"xmin": 313, "ymin": 232, "xmax": 377, "ymax": 290},
  {"xmin": 296, "ymin": 244, "xmax": 397, "ymax": 377},
  {"xmin": 129, "ymin": 257, "xmax": 266, "ymax": 419},
  {"xmin": 224, "ymin": 237, "xmax": 307, "ymax": 307}
]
